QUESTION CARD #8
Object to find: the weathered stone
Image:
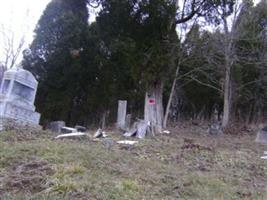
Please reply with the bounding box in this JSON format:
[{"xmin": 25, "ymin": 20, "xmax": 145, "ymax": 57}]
[
  {"xmin": 48, "ymin": 121, "xmax": 66, "ymax": 133},
  {"xmin": 93, "ymin": 129, "xmax": 107, "ymax": 138},
  {"xmin": 124, "ymin": 128, "xmax": 137, "ymax": 137},
  {"xmin": 61, "ymin": 126, "xmax": 77, "ymax": 133},
  {"xmin": 256, "ymin": 127, "xmax": 267, "ymax": 143},
  {"xmin": 136, "ymin": 120, "xmax": 149, "ymax": 139},
  {"xmin": 125, "ymin": 114, "xmax": 132, "ymax": 131},
  {"xmin": 54, "ymin": 132, "xmax": 87, "ymax": 140},
  {"xmin": 117, "ymin": 100, "xmax": 127, "ymax": 129},
  {"xmin": 75, "ymin": 125, "xmax": 86, "ymax": 132},
  {"xmin": 117, "ymin": 140, "xmax": 138, "ymax": 145},
  {"xmin": 209, "ymin": 123, "xmax": 223, "ymax": 135},
  {"xmin": 123, "ymin": 120, "xmax": 149, "ymax": 138},
  {"xmin": 0, "ymin": 68, "xmax": 41, "ymax": 130}
]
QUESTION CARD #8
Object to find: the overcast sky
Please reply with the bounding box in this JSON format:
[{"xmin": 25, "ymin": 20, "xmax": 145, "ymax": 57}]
[
  {"xmin": 0, "ymin": 0, "xmax": 262, "ymax": 67},
  {"xmin": 0, "ymin": 0, "xmax": 50, "ymax": 38},
  {"xmin": 0, "ymin": 0, "xmax": 51, "ymax": 67}
]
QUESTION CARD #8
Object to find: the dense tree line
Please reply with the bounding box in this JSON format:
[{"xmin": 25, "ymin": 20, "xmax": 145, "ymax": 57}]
[{"xmin": 23, "ymin": 0, "xmax": 266, "ymax": 130}]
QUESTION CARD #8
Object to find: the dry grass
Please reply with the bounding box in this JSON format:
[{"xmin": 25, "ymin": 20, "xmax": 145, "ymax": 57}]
[{"xmin": 0, "ymin": 124, "xmax": 266, "ymax": 199}]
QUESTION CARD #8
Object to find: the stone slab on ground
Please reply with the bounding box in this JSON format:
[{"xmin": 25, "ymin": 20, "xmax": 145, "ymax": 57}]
[
  {"xmin": 75, "ymin": 125, "xmax": 87, "ymax": 132},
  {"xmin": 61, "ymin": 127, "xmax": 77, "ymax": 133},
  {"xmin": 54, "ymin": 132, "xmax": 87, "ymax": 139}
]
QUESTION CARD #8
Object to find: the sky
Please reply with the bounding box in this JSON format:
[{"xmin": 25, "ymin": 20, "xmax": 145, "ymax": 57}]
[
  {"xmin": 0, "ymin": 0, "xmax": 51, "ymax": 67},
  {"xmin": 0, "ymin": 0, "xmax": 262, "ymax": 68}
]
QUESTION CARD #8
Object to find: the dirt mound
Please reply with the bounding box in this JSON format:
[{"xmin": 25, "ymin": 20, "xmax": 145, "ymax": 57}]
[
  {"xmin": 223, "ymin": 124, "xmax": 254, "ymax": 135},
  {"xmin": 181, "ymin": 143, "xmax": 212, "ymax": 151},
  {"xmin": 182, "ymin": 138, "xmax": 213, "ymax": 152},
  {"xmin": 1, "ymin": 159, "xmax": 54, "ymax": 195}
]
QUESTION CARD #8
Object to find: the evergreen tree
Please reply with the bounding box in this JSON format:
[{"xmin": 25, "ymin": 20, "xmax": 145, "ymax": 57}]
[
  {"xmin": 23, "ymin": 0, "xmax": 91, "ymax": 124},
  {"xmin": 96, "ymin": 0, "xmax": 236, "ymax": 133},
  {"xmin": 234, "ymin": 0, "xmax": 267, "ymax": 122}
]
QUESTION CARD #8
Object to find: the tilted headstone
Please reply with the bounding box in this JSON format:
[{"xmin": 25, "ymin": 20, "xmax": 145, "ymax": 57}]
[
  {"xmin": 136, "ymin": 120, "xmax": 149, "ymax": 139},
  {"xmin": 124, "ymin": 120, "xmax": 148, "ymax": 139},
  {"xmin": 0, "ymin": 68, "xmax": 41, "ymax": 130}
]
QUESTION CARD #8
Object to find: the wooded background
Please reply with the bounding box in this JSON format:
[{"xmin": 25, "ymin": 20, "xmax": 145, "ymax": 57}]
[{"xmin": 20, "ymin": 0, "xmax": 266, "ymax": 129}]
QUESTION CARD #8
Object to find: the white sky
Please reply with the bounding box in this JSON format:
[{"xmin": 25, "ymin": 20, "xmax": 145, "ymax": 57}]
[
  {"xmin": 0, "ymin": 0, "xmax": 51, "ymax": 67},
  {"xmin": 0, "ymin": 0, "xmax": 262, "ymax": 68}
]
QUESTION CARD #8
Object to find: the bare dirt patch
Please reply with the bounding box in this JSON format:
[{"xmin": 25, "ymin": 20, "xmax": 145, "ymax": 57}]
[{"xmin": 0, "ymin": 159, "xmax": 54, "ymax": 195}]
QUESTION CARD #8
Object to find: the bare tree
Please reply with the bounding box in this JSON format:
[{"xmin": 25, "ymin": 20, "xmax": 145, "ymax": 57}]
[
  {"xmin": 0, "ymin": 25, "xmax": 25, "ymax": 69},
  {"xmin": 145, "ymin": 0, "xmax": 221, "ymax": 133}
]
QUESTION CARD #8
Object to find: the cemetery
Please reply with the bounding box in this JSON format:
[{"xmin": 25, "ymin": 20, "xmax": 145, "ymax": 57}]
[
  {"xmin": 0, "ymin": 0, "xmax": 266, "ymax": 199},
  {"xmin": 0, "ymin": 68, "xmax": 266, "ymax": 199},
  {"xmin": 0, "ymin": 65, "xmax": 265, "ymax": 199}
]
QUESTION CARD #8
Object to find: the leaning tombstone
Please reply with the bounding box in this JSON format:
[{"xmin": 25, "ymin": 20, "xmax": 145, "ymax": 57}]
[
  {"xmin": 0, "ymin": 68, "xmax": 41, "ymax": 130},
  {"xmin": 49, "ymin": 121, "xmax": 66, "ymax": 133},
  {"xmin": 136, "ymin": 120, "xmax": 149, "ymax": 139},
  {"xmin": 256, "ymin": 127, "xmax": 267, "ymax": 144},
  {"xmin": 124, "ymin": 122, "xmax": 138, "ymax": 137}
]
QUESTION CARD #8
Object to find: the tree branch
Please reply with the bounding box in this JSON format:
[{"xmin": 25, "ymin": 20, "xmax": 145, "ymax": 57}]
[{"xmin": 186, "ymin": 75, "xmax": 222, "ymax": 93}]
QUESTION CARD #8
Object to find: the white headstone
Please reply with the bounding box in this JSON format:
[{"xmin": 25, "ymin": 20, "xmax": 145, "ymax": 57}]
[
  {"xmin": 117, "ymin": 100, "xmax": 127, "ymax": 129},
  {"xmin": 0, "ymin": 68, "xmax": 41, "ymax": 129}
]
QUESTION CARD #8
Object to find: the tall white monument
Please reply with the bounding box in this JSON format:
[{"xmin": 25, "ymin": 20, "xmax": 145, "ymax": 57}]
[{"xmin": 0, "ymin": 68, "xmax": 40, "ymax": 129}]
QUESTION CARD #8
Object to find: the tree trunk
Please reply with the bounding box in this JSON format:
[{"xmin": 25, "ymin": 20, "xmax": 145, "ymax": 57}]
[
  {"xmin": 163, "ymin": 66, "xmax": 180, "ymax": 129},
  {"xmin": 222, "ymin": 63, "xmax": 232, "ymax": 128},
  {"xmin": 222, "ymin": 12, "xmax": 235, "ymax": 128},
  {"xmin": 144, "ymin": 81, "xmax": 164, "ymax": 135}
]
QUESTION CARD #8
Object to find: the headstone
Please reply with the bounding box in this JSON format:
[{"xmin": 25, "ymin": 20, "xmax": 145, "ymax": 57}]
[
  {"xmin": 209, "ymin": 123, "xmax": 223, "ymax": 135},
  {"xmin": 124, "ymin": 122, "xmax": 138, "ymax": 137},
  {"xmin": 136, "ymin": 120, "xmax": 149, "ymax": 139},
  {"xmin": 93, "ymin": 128, "xmax": 107, "ymax": 138},
  {"xmin": 75, "ymin": 125, "xmax": 87, "ymax": 132},
  {"xmin": 54, "ymin": 132, "xmax": 87, "ymax": 140},
  {"xmin": 61, "ymin": 126, "xmax": 77, "ymax": 133},
  {"xmin": 49, "ymin": 121, "xmax": 66, "ymax": 133},
  {"xmin": 123, "ymin": 120, "xmax": 149, "ymax": 138},
  {"xmin": 125, "ymin": 114, "xmax": 132, "ymax": 131},
  {"xmin": 256, "ymin": 127, "xmax": 267, "ymax": 143},
  {"xmin": 117, "ymin": 100, "xmax": 127, "ymax": 129},
  {"xmin": 0, "ymin": 68, "xmax": 41, "ymax": 130}
]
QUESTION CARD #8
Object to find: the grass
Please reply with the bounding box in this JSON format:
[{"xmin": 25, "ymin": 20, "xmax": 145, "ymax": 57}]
[{"xmin": 0, "ymin": 125, "xmax": 266, "ymax": 199}]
